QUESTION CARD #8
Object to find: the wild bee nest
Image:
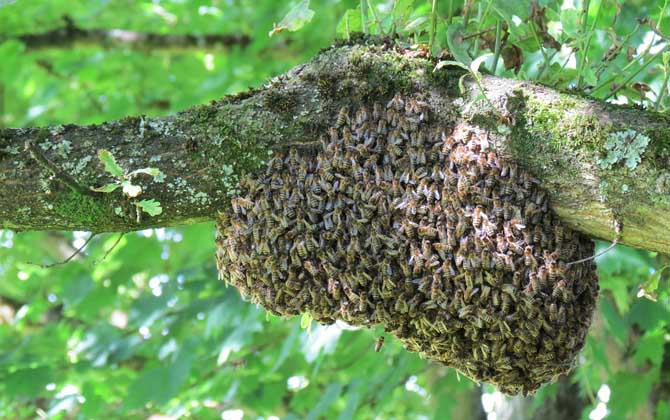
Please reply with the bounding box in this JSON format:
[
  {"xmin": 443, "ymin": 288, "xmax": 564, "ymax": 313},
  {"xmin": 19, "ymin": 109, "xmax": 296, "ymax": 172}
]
[{"xmin": 215, "ymin": 95, "xmax": 598, "ymax": 395}]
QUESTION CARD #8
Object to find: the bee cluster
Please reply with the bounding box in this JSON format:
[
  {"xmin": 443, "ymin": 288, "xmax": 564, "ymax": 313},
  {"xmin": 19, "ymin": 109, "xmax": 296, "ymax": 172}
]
[{"xmin": 215, "ymin": 94, "xmax": 598, "ymax": 395}]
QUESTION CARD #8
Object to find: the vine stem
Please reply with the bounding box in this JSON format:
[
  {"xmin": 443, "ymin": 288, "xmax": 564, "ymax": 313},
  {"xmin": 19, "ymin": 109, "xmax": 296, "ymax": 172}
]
[
  {"xmin": 361, "ymin": 0, "xmax": 369, "ymax": 34},
  {"xmin": 429, "ymin": 0, "xmax": 438, "ymax": 52},
  {"xmin": 491, "ymin": 20, "xmax": 502, "ymax": 75}
]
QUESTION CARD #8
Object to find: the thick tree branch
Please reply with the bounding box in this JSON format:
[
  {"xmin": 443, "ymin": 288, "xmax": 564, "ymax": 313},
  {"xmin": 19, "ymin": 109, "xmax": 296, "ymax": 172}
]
[
  {"xmin": 5, "ymin": 16, "xmax": 251, "ymax": 52},
  {"xmin": 1, "ymin": 43, "xmax": 669, "ymax": 253}
]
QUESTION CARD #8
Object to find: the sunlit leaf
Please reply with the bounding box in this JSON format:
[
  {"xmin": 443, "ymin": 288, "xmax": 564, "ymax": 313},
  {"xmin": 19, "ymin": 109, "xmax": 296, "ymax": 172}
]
[
  {"xmin": 306, "ymin": 382, "xmax": 343, "ymax": 420},
  {"xmin": 446, "ymin": 23, "xmax": 471, "ymax": 65},
  {"xmin": 393, "ymin": 0, "xmax": 414, "ymax": 26},
  {"xmin": 637, "ymin": 265, "xmax": 668, "ymax": 302},
  {"xmin": 90, "ymin": 182, "xmax": 121, "ymax": 193},
  {"xmin": 128, "ymin": 167, "xmax": 163, "ymax": 178},
  {"xmin": 135, "ymin": 199, "xmax": 162, "ymax": 216},
  {"xmin": 98, "ymin": 149, "xmax": 124, "ymax": 178},
  {"xmin": 121, "ymin": 181, "xmax": 142, "ymax": 198},
  {"xmin": 269, "ymin": 0, "xmax": 315, "ymax": 37},
  {"xmin": 336, "ymin": 9, "xmax": 362, "ymax": 36},
  {"xmin": 632, "ymin": 327, "xmax": 665, "ymax": 366}
]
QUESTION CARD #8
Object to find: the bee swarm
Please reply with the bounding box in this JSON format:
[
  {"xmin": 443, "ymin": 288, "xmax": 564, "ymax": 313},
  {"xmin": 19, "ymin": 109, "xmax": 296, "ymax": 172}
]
[{"xmin": 215, "ymin": 95, "xmax": 598, "ymax": 395}]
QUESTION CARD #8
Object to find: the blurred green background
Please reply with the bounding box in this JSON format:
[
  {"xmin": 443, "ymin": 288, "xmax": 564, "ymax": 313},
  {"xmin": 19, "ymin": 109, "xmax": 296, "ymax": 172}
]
[{"xmin": 0, "ymin": 1, "xmax": 669, "ymax": 419}]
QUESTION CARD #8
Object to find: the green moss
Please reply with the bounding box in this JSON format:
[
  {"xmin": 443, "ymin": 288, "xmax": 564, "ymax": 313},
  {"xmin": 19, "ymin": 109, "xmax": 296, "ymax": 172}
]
[
  {"xmin": 53, "ymin": 191, "xmax": 111, "ymax": 228},
  {"xmin": 263, "ymin": 89, "xmax": 298, "ymax": 114},
  {"xmin": 522, "ymin": 94, "xmax": 608, "ymax": 153},
  {"xmin": 316, "ymin": 73, "xmax": 338, "ymax": 98}
]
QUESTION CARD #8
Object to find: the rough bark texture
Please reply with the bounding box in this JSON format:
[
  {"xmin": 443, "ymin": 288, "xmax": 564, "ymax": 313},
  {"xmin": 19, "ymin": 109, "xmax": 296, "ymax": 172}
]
[{"xmin": 1, "ymin": 42, "xmax": 669, "ymax": 253}]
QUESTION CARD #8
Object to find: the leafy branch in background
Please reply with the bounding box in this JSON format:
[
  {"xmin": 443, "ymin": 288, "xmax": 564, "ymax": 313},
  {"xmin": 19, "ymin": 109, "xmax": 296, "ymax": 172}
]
[
  {"xmin": 268, "ymin": 0, "xmax": 315, "ymax": 37},
  {"xmin": 91, "ymin": 149, "xmax": 164, "ymax": 218}
]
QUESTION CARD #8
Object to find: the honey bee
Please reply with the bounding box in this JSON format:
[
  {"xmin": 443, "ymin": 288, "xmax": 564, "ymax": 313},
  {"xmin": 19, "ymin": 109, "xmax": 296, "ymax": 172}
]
[
  {"xmin": 387, "ymin": 93, "xmax": 405, "ymax": 111},
  {"xmin": 552, "ymin": 279, "xmax": 571, "ymax": 302},
  {"xmin": 548, "ymin": 302, "xmax": 558, "ymax": 322},
  {"xmin": 523, "ymin": 246, "xmax": 538, "ymax": 269},
  {"xmin": 464, "ymin": 284, "xmax": 479, "ymax": 302},
  {"xmin": 457, "ymin": 174, "xmax": 470, "ymax": 197},
  {"xmin": 554, "ymin": 225, "xmax": 565, "ymax": 245},
  {"xmin": 501, "ymin": 294, "xmax": 512, "ymax": 314},
  {"xmin": 394, "ymin": 295, "xmax": 409, "ymax": 313},
  {"xmin": 524, "ymin": 272, "xmax": 539, "ymax": 296},
  {"xmin": 303, "ymin": 260, "xmax": 319, "ymax": 276},
  {"xmin": 458, "ymin": 304, "xmax": 476, "ymax": 319},
  {"xmin": 547, "ymin": 261, "xmax": 559, "ymax": 281},
  {"xmin": 336, "ymin": 106, "xmax": 349, "ymax": 127},
  {"xmin": 231, "ymin": 197, "xmax": 253, "ymax": 214},
  {"xmin": 472, "ymin": 205, "xmax": 483, "ymax": 228},
  {"xmin": 482, "ymin": 218, "xmax": 497, "ymax": 237},
  {"xmin": 496, "ymin": 234, "xmax": 508, "ymax": 253},
  {"xmin": 375, "ymin": 336, "xmax": 385, "ymax": 352}
]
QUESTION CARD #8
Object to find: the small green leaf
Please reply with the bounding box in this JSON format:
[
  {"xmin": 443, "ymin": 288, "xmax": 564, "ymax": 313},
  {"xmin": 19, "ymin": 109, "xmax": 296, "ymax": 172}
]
[
  {"xmin": 471, "ymin": 53, "xmax": 494, "ymax": 75},
  {"xmin": 300, "ymin": 312, "xmax": 313, "ymax": 330},
  {"xmin": 393, "ymin": 0, "xmax": 415, "ymax": 27},
  {"xmin": 90, "ymin": 183, "xmax": 121, "ymax": 193},
  {"xmin": 433, "ymin": 60, "xmax": 469, "ymax": 72},
  {"xmin": 633, "ymin": 328, "xmax": 665, "ymax": 366},
  {"xmin": 136, "ymin": 199, "xmax": 163, "ymax": 216},
  {"xmin": 446, "ymin": 23, "xmax": 472, "ymax": 66},
  {"xmin": 336, "ymin": 9, "xmax": 362, "ymax": 36},
  {"xmin": 122, "ymin": 181, "xmax": 142, "ymax": 198},
  {"xmin": 306, "ymin": 382, "xmax": 343, "ymax": 420},
  {"xmin": 128, "ymin": 167, "xmax": 163, "ymax": 178},
  {"xmin": 269, "ymin": 0, "xmax": 315, "ymax": 37},
  {"xmin": 403, "ymin": 16, "xmax": 428, "ymax": 32},
  {"xmin": 637, "ymin": 265, "xmax": 668, "ymax": 302},
  {"xmin": 98, "ymin": 149, "xmax": 124, "ymax": 178}
]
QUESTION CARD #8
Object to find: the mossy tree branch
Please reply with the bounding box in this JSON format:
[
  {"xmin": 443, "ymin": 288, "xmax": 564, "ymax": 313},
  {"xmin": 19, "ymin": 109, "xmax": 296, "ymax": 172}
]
[{"xmin": 1, "ymin": 43, "xmax": 669, "ymax": 253}]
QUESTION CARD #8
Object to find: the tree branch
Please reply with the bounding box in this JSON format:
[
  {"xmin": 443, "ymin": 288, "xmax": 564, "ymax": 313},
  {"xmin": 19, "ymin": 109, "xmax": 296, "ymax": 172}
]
[
  {"xmin": 5, "ymin": 16, "xmax": 251, "ymax": 52},
  {"xmin": 1, "ymin": 43, "xmax": 669, "ymax": 253}
]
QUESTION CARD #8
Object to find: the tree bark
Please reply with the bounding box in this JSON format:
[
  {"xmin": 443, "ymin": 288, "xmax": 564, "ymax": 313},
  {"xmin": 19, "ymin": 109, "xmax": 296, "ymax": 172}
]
[{"xmin": 1, "ymin": 42, "xmax": 669, "ymax": 253}]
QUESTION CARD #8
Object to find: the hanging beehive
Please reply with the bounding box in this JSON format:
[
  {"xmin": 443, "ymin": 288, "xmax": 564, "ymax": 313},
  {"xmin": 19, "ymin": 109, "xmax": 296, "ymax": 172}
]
[{"xmin": 215, "ymin": 94, "xmax": 598, "ymax": 395}]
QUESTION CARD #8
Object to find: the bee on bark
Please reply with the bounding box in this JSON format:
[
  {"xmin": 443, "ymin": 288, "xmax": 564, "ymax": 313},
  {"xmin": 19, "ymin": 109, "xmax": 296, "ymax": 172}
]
[
  {"xmin": 552, "ymin": 279, "xmax": 571, "ymax": 302},
  {"xmin": 303, "ymin": 260, "xmax": 319, "ymax": 277},
  {"xmin": 501, "ymin": 294, "xmax": 512, "ymax": 314},
  {"xmin": 524, "ymin": 272, "xmax": 539, "ymax": 297},
  {"xmin": 336, "ymin": 106, "xmax": 349, "ymax": 127},
  {"xmin": 548, "ymin": 302, "xmax": 558, "ymax": 322},
  {"xmin": 230, "ymin": 197, "xmax": 254, "ymax": 215},
  {"xmin": 523, "ymin": 246, "xmax": 538, "ymax": 269},
  {"xmin": 387, "ymin": 93, "xmax": 405, "ymax": 111}
]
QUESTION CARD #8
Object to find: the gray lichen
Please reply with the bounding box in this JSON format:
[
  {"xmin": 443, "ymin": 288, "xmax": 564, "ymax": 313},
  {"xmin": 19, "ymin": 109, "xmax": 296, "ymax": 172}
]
[{"xmin": 598, "ymin": 129, "xmax": 651, "ymax": 170}]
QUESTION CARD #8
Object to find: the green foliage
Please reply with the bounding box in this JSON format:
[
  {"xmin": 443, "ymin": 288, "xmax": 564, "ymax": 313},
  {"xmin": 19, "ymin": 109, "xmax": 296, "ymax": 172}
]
[
  {"xmin": 91, "ymin": 149, "xmax": 164, "ymax": 217},
  {"xmin": 269, "ymin": 0, "xmax": 316, "ymax": 37},
  {"xmin": 1, "ymin": 1, "xmax": 670, "ymax": 419}
]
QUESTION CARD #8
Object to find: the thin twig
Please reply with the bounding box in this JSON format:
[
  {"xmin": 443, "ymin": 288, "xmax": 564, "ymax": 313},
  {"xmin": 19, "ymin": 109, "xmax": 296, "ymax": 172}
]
[
  {"xmin": 26, "ymin": 233, "xmax": 97, "ymax": 268},
  {"xmin": 567, "ymin": 220, "xmax": 622, "ymax": 266},
  {"xmin": 24, "ymin": 141, "xmax": 98, "ymax": 197},
  {"xmin": 93, "ymin": 232, "xmax": 125, "ymax": 265}
]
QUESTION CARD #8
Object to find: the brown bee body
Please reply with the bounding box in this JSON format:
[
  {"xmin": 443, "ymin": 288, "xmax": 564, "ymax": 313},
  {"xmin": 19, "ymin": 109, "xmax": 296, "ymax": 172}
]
[{"xmin": 375, "ymin": 336, "xmax": 385, "ymax": 352}]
